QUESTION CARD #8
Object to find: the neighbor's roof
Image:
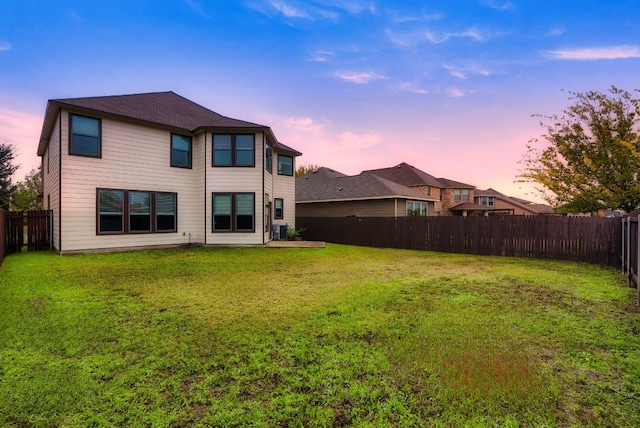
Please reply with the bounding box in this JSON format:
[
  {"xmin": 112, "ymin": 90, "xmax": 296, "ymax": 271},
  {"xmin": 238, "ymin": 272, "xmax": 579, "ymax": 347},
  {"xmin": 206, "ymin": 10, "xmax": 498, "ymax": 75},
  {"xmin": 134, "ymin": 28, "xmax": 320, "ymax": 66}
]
[
  {"xmin": 437, "ymin": 177, "xmax": 475, "ymax": 189},
  {"xmin": 475, "ymin": 187, "xmax": 554, "ymax": 214},
  {"xmin": 37, "ymin": 91, "xmax": 301, "ymax": 156},
  {"xmin": 363, "ymin": 162, "xmax": 444, "ymax": 188},
  {"xmin": 296, "ymin": 167, "xmax": 439, "ymax": 203}
]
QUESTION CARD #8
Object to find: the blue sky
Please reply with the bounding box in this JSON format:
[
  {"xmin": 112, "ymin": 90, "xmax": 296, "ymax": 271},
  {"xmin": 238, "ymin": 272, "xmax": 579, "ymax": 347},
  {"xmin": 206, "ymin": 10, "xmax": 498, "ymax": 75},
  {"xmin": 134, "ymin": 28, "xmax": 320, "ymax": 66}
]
[{"xmin": 1, "ymin": 0, "xmax": 639, "ymax": 202}]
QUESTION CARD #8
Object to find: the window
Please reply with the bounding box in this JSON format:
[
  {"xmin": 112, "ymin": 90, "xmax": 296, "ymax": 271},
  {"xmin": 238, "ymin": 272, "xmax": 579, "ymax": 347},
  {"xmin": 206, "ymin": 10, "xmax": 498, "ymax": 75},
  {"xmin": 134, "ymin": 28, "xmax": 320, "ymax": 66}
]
[
  {"xmin": 97, "ymin": 189, "xmax": 177, "ymax": 234},
  {"xmin": 156, "ymin": 193, "xmax": 177, "ymax": 231},
  {"xmin": 278, "ymin": 155, "xmax": 293, "ymax": 176},
  {"xmin": 212, "ymin": 193, "xmax": 255, "ymax": 232},
  {"xmin": 265, "ymin": 144, "xmax": 273, "ymax": 173},
  {"xmin": 274, "ymin": 198, "xmax": 283, "ymax": 219},
  {"xmin": 212, "ymin": 134, "xmax": 255, "ymax": 167},
  {"xmin": 129, "ymin": 191, "xmax": 151, "ymax": 232},
  {"xmin": 407, "ymin": 201, "xmax": 428, "ymax": 216},
  {"xmin": 265, "ymin": 194, "xmax": 271, "ymax": 232},
  {"xmin": 98, "ymin": 189, "xmax": 124, "ymax": 233},
  {"xmin": 70, "ymin": 114, "xmax": 101, "ymax": 157},
  {"xmin": 171, "ymin": 134, "xmax": 192, "ymax": 168},
  {"xmin": 454, "ymin": 189, "xmax": 470, "ymax": 202},
  {"xmin": 479, "ymin": 196, "xmax": 495, "ymax": 207}
]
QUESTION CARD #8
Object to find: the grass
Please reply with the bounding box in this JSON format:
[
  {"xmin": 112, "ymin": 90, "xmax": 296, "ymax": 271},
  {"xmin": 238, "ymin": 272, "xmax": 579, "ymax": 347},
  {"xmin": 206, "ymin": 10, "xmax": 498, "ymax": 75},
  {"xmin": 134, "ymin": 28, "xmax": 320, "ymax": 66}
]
[{"xmin": 0, "ymin": 244, "xmax": 639, "ymax": 427}]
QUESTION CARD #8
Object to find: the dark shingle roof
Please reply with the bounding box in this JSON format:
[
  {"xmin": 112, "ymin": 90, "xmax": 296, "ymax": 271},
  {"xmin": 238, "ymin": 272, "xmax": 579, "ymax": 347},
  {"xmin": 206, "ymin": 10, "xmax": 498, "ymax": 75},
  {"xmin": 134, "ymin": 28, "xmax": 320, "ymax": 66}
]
[
  {"xmin": 363, "ymin": 162, "xmax": 444, "ymax": 188},
  {"xmin": 51, "ymin": 91, "xmax": 263, "ymax": 131},
  {"xmin": 38, "ymin": 91, "xmax": 301, "ymax": 156},
  {"xmin": 296, "ymin": 167, "xmax": 438, "ymax": 202},
  {"xmin": 437, "ymin": 177, "xmax": 475, "ymax": 189}
]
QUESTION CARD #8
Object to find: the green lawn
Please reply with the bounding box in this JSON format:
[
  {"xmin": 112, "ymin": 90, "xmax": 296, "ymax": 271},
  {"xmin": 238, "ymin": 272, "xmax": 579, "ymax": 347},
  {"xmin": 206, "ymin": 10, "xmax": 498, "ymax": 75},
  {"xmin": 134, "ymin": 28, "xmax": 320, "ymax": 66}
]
[{"xmin": 1, "ymin": 244, "xmax": 639, "ymax": 427}]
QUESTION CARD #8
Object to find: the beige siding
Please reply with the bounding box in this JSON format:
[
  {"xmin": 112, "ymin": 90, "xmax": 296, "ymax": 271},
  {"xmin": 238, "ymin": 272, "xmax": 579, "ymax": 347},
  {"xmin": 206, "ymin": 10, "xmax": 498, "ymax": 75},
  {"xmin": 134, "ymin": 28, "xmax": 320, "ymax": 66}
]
[
  {"xmin": 272, "ymin": 151, "xmax": 296, "ymax": 231},
  {"xmin": 263, "ymin": 139, "xmax": 274, "ymax": 242},
  {"xmin": 205, "ymin": 132, "xmax": 266, "ymax": 245},
  {"xmin": 59, "ymin": 112, "xmax": 202, "ymax": 253},
  {"xmin": 296, "ymin": 199, "xmax": 400, "ymax": 217},
  {"xmin": 43, "ymin": 114, "xmax": 61, "ymax": 250}
]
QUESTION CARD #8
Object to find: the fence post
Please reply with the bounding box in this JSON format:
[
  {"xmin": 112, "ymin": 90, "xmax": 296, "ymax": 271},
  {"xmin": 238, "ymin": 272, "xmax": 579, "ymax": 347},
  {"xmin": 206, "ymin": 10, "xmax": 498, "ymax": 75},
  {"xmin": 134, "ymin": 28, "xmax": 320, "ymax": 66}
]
[
  {"xmin": 637, "ymin": 215, "xmax": 640, "ymax": 304},
  {"xmin": 622, "ymin": 218, "xmax": 626, "ymax": 274},
  {"xmin": 626, "ymin": 217, "xmax": 631, "ymax": 286}
]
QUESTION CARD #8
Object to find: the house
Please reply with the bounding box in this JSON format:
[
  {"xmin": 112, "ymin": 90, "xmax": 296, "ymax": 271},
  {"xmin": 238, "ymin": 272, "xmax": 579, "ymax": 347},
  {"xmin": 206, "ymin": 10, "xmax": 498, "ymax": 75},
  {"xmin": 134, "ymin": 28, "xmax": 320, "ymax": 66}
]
[
  {"xmin": 362, "ymin": 163, "xmax": 478, "ymax": 216},
  {"xmin": 296, "ymin": 162, "xmax": 553, "ymax": 218},
  {"xmin": 296, "ymin": 167, "xmax": 439, "ymax": 217},
  {"xmin": 474, "ymin": 188, "xmax": 554, "ymax": 216},
  {"xmin": 37, "ymin": 91, "xmax": 301, "ymax": 254}
]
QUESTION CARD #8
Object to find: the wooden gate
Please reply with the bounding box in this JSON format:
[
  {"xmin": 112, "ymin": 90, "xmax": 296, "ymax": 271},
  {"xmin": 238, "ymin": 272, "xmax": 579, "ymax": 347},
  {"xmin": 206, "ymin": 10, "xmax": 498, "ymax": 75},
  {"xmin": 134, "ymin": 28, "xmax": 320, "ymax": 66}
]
[{"xmin": 5, "ymin": 210, "xmax": 52, "ymax": 254}]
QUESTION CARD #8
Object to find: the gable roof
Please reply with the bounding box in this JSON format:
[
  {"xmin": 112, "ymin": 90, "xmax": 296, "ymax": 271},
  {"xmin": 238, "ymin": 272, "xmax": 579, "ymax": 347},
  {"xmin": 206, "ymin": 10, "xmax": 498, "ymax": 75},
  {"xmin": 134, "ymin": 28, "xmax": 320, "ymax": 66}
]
[
  {"xmin": 37, "ymin": 91, "xmax": 301, "ymax": 156},
  {"xmin": 475, "ymin": 187, "xmax": 554, "ymax": 214},
  {"xmin": 296, "ymin": 167, "xmax": 438, "ymax": 203},
  {"xmin": 363, "ymin": 162, "xmax": 444, "ymax": 188},
  {"xmin": 437, "ymin": 177, "xmax": 475, "ymax": 189}
]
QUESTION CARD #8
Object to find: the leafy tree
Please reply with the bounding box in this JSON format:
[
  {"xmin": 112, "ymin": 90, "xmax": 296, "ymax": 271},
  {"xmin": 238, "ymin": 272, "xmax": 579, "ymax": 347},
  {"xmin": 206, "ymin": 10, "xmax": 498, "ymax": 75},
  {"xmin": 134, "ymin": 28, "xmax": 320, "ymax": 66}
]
[
  {"xmin": 0, "ymin": 142, "xmax": 18, "ymax": 210},
  {"xmin": 295, "ymin": 162, "xmax": 321, "ymax": 177},
  {"xmin": 519, "ymin": 86, "xmax": 640, "ymax": 212},
  {"xmin": 11, "ymin": 166, "xmax": 42, "ymax": 211}
]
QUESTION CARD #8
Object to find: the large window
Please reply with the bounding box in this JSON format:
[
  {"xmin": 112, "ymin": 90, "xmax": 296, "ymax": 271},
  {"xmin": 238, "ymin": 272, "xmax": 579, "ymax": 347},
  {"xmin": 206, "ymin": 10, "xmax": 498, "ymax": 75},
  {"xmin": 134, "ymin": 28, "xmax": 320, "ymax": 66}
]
[
  {"xmin": 97, "ymin": 189, "xmax": 177, "ymax": 234},
  {"xmin": 407, "ymin": 201, "xmax": 428, "ymax": 216},
  {"xmin": 171, "ymin": 134, "xmax": 192, "ymax": 168},
  {"xmin": 70, "ymin": 114, "xmax": 101, "ymax": 157},
  {"xmin": 278, "ymin": 155, "xmax": 293, "ymax": 176},
  {"xmin": 212, "ymin": 134, "xmax": 255, "ymax": 167},
  {"xmin": 454, "ymin": 189, "xmax": 470, "ymax": 202},
  {"xmin": 274, "ymin": 198, "xmax": 284, "ymax": 219},
  {"xmin": 212, "ymin": 193, "xmax": 255, "ymax": 232}
]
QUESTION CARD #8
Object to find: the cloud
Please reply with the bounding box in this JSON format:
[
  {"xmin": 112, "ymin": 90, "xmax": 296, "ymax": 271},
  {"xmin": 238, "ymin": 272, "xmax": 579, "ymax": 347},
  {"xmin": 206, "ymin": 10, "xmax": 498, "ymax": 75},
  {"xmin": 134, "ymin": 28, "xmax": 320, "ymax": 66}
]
[
  {"xmin": 0, "ymin": 42, "xmax": 12, "ymax": 51},
  {"xmin": 332, "ymin": 71, "xmax": 387, "ymax": 84},
  {"xmin": 270, "ymin": 1, "xmax": 309, "ymax": 18},
  {"xmin": 481, "ymin": 0, "xmax": 514, "ymax": 11},
  {"xmin": 337, "ymin": 131, "xmax": 381, "ymax": 150},
  {"xmin": 308, "ymin": 50, "xmax": 334, "ymax": 62},
  {"xmin": 446, "ymin": 87, "xmax": 466, "ymax": 97},
  {"xmin": 442, "ymin": 63, "xmax": 494, "ymax": 79},
  {"xmin": 247, "ymin": 0, "xmax": 338, "ymax": 20},
  {"xmin": 183, "ymin": 0, "xmax": 210, "ymax": 18},
  {"xmin": 282, "ymin": 117, "xmax": 326, "ymax": 134},
  {"xmin": 545, "ymin": 45, "xmax": 640, "ymax": 60},
  {"xmin": 545, "ymin": 27, "xmax": 566, "ymax": 37},
  {"xmin": 425, "ymin": 26, "xmax": 492, "ymax": 44},
  {"xmin": 396, "ymin": 82, "xmax": 429, "ymax": 94},
  {"xmin": 0, "ymin": 106, "xmax": 43, "ymax": 180}
]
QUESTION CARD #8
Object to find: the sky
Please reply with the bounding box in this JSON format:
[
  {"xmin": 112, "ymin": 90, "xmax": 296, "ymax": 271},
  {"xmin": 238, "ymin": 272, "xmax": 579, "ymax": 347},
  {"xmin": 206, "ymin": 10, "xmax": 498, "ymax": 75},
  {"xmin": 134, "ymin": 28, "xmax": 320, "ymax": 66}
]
[{"xmin": 1, "ymin": 1, "xmax": 639, "ymax": 203}]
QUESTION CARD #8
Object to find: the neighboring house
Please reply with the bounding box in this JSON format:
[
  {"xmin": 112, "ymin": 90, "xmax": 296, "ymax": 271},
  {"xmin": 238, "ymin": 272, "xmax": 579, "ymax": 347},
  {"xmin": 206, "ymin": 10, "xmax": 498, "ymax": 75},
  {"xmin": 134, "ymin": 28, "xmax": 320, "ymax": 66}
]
[
  {"xmin": 474, "ymin": 188, "xmax": 554, "ymax": 216},
  {"xmin": 363, "ymin": 163, "xmax": 477, "ymax": 216},
  {"xmin": 37, "ymin": 91, "xmax": 301, "ymax": 254},
  {"xmin": 296, "ymin": 167, "xmax": 439, "ymax": 218}
]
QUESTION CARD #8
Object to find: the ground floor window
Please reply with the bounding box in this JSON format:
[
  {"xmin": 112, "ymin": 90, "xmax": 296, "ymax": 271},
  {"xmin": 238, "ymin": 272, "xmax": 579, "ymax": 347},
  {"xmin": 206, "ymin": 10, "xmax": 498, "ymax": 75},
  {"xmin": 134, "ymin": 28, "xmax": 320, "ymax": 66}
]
[
  {"xmin": 407, "ymin": 201, "xmax": 428, "ymax": 216},
  {"xmin": 97, "ymin": 189, "xmax": 177, "ymax": 234},
  {"xmin": 212, "ymin": 192, "xmax": 255, "ymax": 232},
  {"xmin": 274, "ymin": 198, "xmax": 284, "ymax": 219}
]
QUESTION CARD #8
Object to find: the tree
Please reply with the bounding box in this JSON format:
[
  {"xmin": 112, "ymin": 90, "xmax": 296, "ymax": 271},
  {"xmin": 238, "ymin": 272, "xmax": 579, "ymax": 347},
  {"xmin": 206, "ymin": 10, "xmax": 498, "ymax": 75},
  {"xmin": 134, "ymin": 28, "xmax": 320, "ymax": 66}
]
[
  {"xmin": 11, "ymin": 166, "xmax": 43, "ymax": 211},
  {"xmin": 295, "ymin": 162, "xmax": 321, "ymax": 177},
  {"xmin": 0, "ymin": 142, "xmax": 18, "ymax": 210},
  {"xmin": 519, "ymin": 86, "xmax": 640, "ymax": 213}
]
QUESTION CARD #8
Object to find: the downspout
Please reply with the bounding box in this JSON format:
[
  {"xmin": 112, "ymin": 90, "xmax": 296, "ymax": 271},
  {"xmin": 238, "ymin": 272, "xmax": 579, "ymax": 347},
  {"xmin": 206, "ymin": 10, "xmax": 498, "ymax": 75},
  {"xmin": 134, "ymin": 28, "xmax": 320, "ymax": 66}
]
[{"xmin": 58, "ymin": 108, "xmax": 62, "ymax": 252}]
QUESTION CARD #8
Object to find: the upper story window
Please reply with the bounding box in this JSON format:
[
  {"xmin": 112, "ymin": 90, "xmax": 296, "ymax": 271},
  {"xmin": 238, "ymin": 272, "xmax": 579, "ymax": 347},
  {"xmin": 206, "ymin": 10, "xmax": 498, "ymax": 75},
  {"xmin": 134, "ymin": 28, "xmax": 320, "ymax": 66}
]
[
  {"xmin": 70, "ymin": 114, "xmax": 101, "ymax": 157},
  {"xmin": 454, "ymin": 189, "xmax": 470, "ymax": 202},
  {"xmin": 212, "ymin": 134, "xmax": 255, "ymax": 167},
  {"xmin": 479, "ymin": 196, "xmax": 495, "ymax": 207},
  {"xmin": 278, "ymin": 154, "xmax": 293, "ymax": 176},
  {"xmin": 171, "ymin": 134, "xmax": 192, "ymax": 168},
  {"xmin": 265, "ymin": 144, "xmax": 273, "ymax": 173}
]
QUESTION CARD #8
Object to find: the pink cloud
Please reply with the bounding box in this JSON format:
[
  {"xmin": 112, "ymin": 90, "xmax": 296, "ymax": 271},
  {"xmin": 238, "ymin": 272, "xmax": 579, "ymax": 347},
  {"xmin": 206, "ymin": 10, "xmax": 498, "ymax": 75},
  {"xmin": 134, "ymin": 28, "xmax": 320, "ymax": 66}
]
[{"xmin": 0, "ymin": 106, "xmax": 42, "ymax": 181}]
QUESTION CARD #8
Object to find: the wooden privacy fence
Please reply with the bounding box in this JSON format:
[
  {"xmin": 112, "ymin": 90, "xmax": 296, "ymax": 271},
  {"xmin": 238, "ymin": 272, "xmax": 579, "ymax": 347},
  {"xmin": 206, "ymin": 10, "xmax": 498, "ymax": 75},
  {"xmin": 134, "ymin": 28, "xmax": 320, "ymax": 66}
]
[
  {"xmin": 4, "ymin": 210, "xmax": 53, "ymax": 258},
  {"xmin": 297, "ymin": 215, "xmax": 623, "ymax": 267}
]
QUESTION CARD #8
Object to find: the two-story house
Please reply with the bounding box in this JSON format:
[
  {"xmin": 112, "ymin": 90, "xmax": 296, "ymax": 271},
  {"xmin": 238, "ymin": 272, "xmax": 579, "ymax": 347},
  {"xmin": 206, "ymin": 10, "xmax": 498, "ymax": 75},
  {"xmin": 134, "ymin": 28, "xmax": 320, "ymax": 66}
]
[{"xmin": 37, "ymin": 91, "xmax": 301, "ymax": 254}]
